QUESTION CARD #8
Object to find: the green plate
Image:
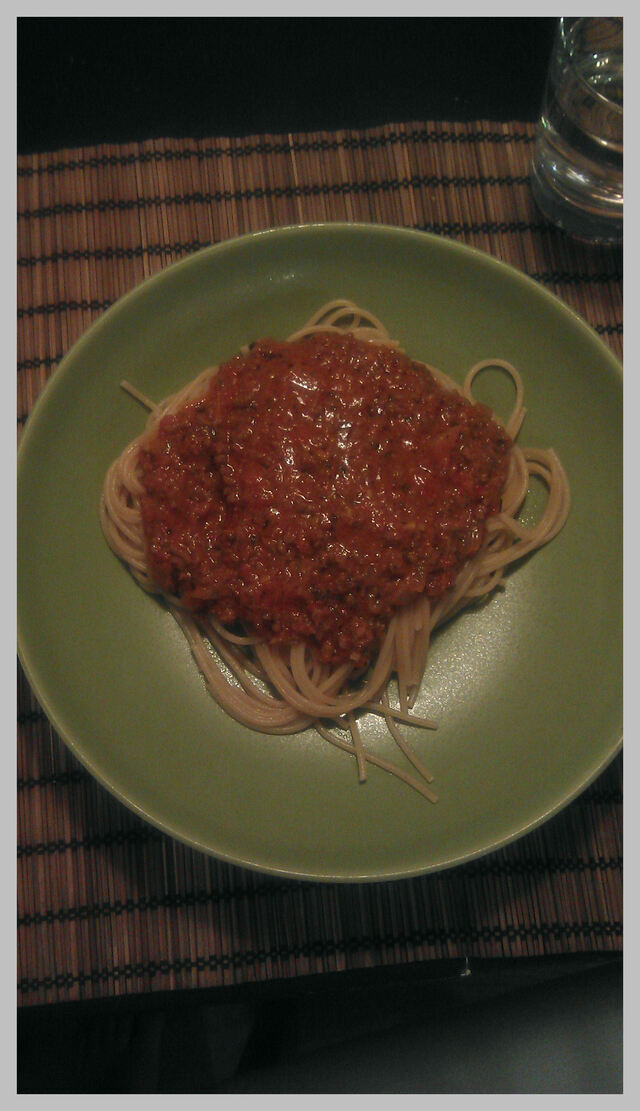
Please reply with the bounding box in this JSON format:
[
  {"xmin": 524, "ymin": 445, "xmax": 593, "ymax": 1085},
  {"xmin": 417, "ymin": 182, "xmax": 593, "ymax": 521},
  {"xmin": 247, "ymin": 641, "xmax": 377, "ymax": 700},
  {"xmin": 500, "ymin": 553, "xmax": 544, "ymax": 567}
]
[{"xmin": 17, "ymin": 223, "xmax": 622, "ymax": 882}]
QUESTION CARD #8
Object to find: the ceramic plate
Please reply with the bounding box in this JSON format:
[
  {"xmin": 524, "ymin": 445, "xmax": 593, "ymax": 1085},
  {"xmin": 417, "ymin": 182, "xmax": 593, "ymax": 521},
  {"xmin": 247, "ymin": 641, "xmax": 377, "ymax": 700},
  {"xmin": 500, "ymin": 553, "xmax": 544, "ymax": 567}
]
[{"xmin": 17, "ymin": 223, "xmax": 622, "ymax": 881}]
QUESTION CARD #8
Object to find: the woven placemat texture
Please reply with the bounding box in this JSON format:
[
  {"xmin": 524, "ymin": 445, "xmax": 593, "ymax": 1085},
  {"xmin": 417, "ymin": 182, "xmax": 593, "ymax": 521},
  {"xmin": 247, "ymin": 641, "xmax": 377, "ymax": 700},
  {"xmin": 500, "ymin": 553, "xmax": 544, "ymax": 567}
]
[{"xmin": 17, "ymin": 121, "xmax": 623, "ymax": 1006}]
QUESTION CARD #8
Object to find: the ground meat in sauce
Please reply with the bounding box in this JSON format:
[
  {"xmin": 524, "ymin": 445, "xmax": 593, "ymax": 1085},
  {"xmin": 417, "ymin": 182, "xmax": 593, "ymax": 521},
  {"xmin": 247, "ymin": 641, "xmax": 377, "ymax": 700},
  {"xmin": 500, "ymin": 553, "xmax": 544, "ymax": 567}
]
[{"xmin": 138, "ymin": 332, "xmax": 512, "ymax": 668}]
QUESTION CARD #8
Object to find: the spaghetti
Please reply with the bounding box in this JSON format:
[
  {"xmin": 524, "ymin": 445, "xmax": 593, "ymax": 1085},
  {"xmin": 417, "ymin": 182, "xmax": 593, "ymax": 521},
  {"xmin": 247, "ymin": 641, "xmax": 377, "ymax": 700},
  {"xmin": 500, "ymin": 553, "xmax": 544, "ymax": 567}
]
[{"xmin": 100, "ymin": 301, "xmax": 570, "ymax": 801}]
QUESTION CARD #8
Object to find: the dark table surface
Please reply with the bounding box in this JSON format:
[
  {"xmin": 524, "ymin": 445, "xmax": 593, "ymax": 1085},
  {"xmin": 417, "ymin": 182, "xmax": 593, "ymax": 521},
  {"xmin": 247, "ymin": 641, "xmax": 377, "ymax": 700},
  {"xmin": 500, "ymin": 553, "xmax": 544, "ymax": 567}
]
[
  {"xmin": 16, "ymin": 15, "xmax": 622, "ymax": 1095},
  {"xmin": 18, "ymin": 16, "xmax": 557, "ymax": 152}
]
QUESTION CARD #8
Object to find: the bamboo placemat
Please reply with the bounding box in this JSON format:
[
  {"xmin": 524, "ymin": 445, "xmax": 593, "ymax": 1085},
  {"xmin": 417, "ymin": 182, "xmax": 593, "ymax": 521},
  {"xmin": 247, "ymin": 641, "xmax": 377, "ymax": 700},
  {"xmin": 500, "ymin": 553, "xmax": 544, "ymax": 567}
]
[{"xmin": 17, "ymin": 121, "xmax": 622, "ymax": 1007}]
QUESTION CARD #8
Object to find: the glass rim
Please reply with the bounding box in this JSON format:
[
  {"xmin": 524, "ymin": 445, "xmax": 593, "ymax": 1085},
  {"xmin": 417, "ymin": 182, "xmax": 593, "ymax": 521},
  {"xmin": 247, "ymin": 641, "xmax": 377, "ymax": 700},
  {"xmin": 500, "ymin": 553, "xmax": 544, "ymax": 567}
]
[{"xmin": 559, "ymin": 16, "xmax": 623, "ymax": 117}]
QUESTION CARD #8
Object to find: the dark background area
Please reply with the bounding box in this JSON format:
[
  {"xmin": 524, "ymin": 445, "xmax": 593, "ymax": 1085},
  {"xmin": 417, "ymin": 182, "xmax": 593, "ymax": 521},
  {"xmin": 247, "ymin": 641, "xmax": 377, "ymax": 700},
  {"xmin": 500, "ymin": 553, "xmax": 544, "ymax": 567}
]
[
  {"xmin": 17, "ymin": 16, "xmax": 557, "ymax": 153},
  {"xmin": 18, "ymin": 957, "xmax": 622, "ymax": 1094}
]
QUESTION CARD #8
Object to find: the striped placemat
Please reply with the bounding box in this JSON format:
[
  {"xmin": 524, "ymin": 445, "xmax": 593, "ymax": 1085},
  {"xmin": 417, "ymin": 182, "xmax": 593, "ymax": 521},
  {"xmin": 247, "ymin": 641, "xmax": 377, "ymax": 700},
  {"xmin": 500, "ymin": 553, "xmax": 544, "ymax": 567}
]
[{"xmin": 17, "ymin": 121, "xmax": 623, "ymax": 1007}]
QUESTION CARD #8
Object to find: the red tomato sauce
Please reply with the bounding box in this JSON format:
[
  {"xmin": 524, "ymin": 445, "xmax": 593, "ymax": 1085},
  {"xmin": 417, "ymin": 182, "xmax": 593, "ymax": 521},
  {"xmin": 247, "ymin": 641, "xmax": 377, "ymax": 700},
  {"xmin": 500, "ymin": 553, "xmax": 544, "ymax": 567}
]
[{"xmin": 138, "ymin": 332, "xmax": 512, "ymax": 668}]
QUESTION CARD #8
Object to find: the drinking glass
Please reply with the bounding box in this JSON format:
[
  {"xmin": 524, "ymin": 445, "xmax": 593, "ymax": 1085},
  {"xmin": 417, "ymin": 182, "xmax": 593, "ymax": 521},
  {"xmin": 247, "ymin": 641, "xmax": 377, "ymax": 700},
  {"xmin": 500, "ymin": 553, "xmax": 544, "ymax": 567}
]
[{"xmin": 530, "ymin": 17, "xmax": 623, "ymax": 245}]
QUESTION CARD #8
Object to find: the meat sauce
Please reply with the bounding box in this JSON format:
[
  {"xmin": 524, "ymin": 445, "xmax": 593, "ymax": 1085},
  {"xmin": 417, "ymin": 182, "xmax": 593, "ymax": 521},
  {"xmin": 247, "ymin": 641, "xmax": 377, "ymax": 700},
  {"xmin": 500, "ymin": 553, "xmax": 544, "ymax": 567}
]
[{"xmin": 138, "ymin": 332, "xmax": 512, "ymax": 668}]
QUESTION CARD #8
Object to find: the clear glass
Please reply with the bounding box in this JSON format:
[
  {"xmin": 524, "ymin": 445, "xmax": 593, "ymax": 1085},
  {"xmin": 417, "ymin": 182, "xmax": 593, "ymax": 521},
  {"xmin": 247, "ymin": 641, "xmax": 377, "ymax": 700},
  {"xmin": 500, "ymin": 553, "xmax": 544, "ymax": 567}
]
[{"xmin": 530, "ymin": 17, "xmax": 623, "ymax": 245}]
